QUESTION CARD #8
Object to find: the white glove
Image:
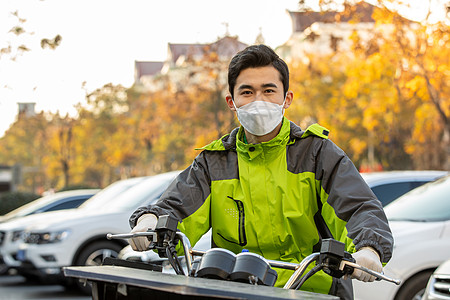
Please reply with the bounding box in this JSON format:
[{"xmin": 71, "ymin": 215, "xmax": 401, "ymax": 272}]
[
  {"xmin": 129, "ymin": 214, "xmax": 158, "ymax": 251},
  {"xmin": 351, "ymin": 247, "xmax": 382, "ymax": 282}
]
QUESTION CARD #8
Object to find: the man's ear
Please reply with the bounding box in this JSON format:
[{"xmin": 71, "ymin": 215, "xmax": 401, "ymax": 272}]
[
  {"xmin": 284, "ymin": 91, "xmax": 294, "ymax": 109},
  {"xmin": 225, "ymin": 95, "xmax": 236, "ymax": 111}
]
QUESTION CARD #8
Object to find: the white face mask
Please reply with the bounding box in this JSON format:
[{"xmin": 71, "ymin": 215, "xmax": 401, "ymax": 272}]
[{"xmin": 232, "ymin": 99, "xmax": 286, "ymax": 136}]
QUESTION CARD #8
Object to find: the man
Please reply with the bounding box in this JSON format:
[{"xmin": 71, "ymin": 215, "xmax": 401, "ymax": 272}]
[{"xmin": 129, "ymin": 44, "xmax": 393, "ymax": 299}]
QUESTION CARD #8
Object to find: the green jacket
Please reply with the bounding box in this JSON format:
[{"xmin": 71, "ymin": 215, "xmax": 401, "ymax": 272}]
[{"xmin": 130, "ymin": 118, "xmax": 393, "ymax": 297}]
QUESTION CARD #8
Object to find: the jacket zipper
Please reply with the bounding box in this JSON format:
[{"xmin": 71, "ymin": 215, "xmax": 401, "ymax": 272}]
[{"xmin": 234, "ymin": 199, "xmax": 247, "ymax": 246}]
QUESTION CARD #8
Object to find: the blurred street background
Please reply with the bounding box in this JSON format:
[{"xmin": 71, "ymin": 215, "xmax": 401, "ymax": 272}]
[{"xmin": 1, "ymin": 0, "xmax": 449, "ymax": 299}]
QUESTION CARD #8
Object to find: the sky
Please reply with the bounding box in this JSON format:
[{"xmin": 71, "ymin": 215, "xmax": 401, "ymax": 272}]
[
  {"xmin": 0, "ymin": 0, "xmax": 300, "ymax": 137},
  {"xmin": 0, "ymin": 0, "xmax": 447, "ymax": 137}
]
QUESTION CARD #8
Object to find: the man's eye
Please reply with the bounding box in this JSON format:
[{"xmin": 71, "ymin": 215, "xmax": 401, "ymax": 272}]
[
  {"xmin": 265, "ymin": 89, "xmax": 275, "ymax": 93},
  {"xmin": 241, "ymin": 91, "xmax": 252, "ymax": 95}
]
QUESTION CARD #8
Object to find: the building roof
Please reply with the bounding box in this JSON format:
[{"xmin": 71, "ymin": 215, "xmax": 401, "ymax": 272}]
[
  {"xmin": 288, "ymin": 1, "xmax": 376, "ymax": 33},
  {"xmin": 167, "ymin": 36, "xmax": 248, "ymax": 64},
  {"xmin": 134, "ymin": 61, "xmax": 164, "ymax": 82},
  {"xmin": 167, "ymin": 43, "xmax": 206, "ymax": 63},
  {"xmin": 208, "ymin": 36, "xmax": 248, "ymax": 58}
]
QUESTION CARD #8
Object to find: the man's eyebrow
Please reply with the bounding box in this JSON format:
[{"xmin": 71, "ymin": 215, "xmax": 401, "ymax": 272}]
[
  {"xmin": 262, "ymin": 83, "xmax": 278, "ymax": 89},
  {"xmin": 237, "ymin": 83, "xmax": 278, "ymax": 91},
  {"xmin": 237, "ymin": 84, "xmax": 253, "ymax": 91}
]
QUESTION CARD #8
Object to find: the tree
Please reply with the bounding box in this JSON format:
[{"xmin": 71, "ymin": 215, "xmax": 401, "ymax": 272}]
[
  {"xmin": 0, "ymin": 112, "xmax": 51, "ymax": 192},
  {"xmin": 1, "ymin": 8, "xmax": 62, "ymax": 61},
  {"xmin": 129, "ymin": 45, "xmax": 240, "ymax": 172},
  {"xmin": 290, "ymin": 0, "xmax": 450, "ymax": 170},
  {"xmin": 369, "ymin": 0, "xmax": 450, "ymax": 170},
  {"xmin": 45, "ymin": 115, "xmax": 75, "ymax": 188},
  {"xmin": 73, "ymin": 83, "xmax": 137, "ymax": 186}
]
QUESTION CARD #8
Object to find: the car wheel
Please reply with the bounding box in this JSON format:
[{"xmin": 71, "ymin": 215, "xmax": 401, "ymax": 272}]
[
  {"xmin": 394, "ymin": 271, "xmax": 434, "ymax": 300},
  {"xmin": 74, "ymin": 241, "xmax": 123, "ymax": 294}
]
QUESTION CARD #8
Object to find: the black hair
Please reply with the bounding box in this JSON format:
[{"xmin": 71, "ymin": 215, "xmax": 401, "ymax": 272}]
[{"xmin": 228, "ymin": 44, "xmax": 289, "ymax": 98}]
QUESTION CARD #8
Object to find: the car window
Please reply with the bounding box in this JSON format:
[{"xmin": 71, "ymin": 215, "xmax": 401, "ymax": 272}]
[
  {"xmin": 411, "ymin": 181, "xmax": 429, "ymax": 189},
  {"xmin": 44, "ymin": 198, "xmax": 89, "ymax": 212},
  {"xmin": 385, "ymin": 176, "xmax": 450, "ymax": 222},
  {"xmin": 3, "ymin": 192, "xmax": 95, "ymax": 219},
  {"xmin": 2, "ymin": 193, "xmax": 64, "ymax": 218},
  {"xmin": 371, "ymin": 182, "xmax": 420, "ymax": 206}
]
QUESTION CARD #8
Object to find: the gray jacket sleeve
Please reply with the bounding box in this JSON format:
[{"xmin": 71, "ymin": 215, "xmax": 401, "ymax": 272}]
[
  {"xmin": 316, "ymin": 138, "xmax": 394, "ymax": 263},
  {"xmin": 129, "ymin": 152, "xmax": 211, "ymax": 229}
]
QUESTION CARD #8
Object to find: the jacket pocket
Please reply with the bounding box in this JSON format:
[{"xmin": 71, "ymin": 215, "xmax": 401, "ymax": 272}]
[{"xmin": 217, "ymin": 196, "xmax": 247, "ymax": 246}]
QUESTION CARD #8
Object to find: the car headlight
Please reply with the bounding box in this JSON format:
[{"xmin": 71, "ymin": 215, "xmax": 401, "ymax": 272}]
[
  {"xmin": 11, "ymin": 230, "xmax": 24, "ymax": 242},
  {"xmin": 23, "ymin": 230, "xmax": 71, "ymax": 244}
]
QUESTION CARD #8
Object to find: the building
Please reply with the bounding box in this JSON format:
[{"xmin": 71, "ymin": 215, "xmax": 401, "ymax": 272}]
[
  {"xmin": 0, "ymin": 165, "xmax": 12, "ymax": 192},
  {"xmin": 0, "ymin": 165, "xmax": 20, "ymax": 193},
  {"xmin": 135, "ymin": 35, "xmax": 248, "ymax": 92},
  {"xmin": 276, "ymin": 1, "xmax": 379, "ymax": 61},
  {"xmin": 164, "ymin": 35, "xmax": 248, "ymax": 70},
  {"xmin": 17, "ymin": 102, "xmax": 36, "ymax": 118}
]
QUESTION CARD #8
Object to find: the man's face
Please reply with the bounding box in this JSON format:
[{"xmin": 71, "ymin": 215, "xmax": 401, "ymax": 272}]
[{"xmin": 226, "ymin": 66, "xmax": 292, "ymax": 110}]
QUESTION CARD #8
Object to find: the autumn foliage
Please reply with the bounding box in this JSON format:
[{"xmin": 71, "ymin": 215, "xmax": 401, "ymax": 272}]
[{"xmin": 0, "ymin": 1, "xmax": 449, "ymax": 192}]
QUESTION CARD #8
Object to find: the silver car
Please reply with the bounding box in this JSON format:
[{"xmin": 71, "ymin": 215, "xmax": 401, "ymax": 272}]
[{"xmin": 422, "ymin": 259, "xmax": 450, "ymax": 300}]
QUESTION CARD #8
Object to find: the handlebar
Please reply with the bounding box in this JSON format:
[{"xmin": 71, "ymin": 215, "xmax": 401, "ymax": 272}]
[
  {"xmin": 108, "ymin": 231, "xmax": 193, "ymax": 276},
  {"xmin": 107, "ymin": 230, "xmax": 401, "ymax": 289}
]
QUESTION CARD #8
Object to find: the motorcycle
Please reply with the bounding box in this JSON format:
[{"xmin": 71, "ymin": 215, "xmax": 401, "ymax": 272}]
[{"xmin": 64, "ymin": 215, "xmax": 400, "ymax": 299}]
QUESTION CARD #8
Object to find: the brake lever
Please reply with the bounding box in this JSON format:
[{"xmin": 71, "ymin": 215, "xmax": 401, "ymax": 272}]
[
  {"xmin": 107, "ymin": 231, "xmax": 158, "ymax": 249},
  {"xmin": 340, "ymin": 260, "xmax": 401, "ymax": 285},
  {"xmin": 107, "ymin": 230, "xmax": 193, "ymax": 277}
]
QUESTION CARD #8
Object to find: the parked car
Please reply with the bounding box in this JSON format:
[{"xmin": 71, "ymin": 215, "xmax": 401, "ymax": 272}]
[
  {"xmin": 361, "ymin": 170, "xmax": 447, "ymax": 206},
  {"xmin": 16, "ymin": 171, "xmax": 180, "ymax": 293},
  {"xmin": 353, "ymin": 175, "xmax": 450, "ymax": 300},
  {"xmin": 0, "ymin": 189, "xmax": 100, "ymax": 224},
  {"xmin": 0, "ymin": 189, "xmax": 99, "ymax": 275},
  {"xmin": 422, "ymin": 259, "xmax": 450, "ymax": 300},
  {"xmin": 0, "ymin": 177, "xmax": 144, "ymax": 277}
]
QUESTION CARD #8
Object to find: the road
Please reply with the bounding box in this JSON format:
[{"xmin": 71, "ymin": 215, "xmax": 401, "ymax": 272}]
[{"xmin": 0, "ymin": 275, "xmax": 90, "ymax": 300}]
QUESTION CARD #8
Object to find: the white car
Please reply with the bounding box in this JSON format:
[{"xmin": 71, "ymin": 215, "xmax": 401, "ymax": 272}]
[
  {"xmin": 353, "ymin": 175, "xmax": 450, "ymax": 300},
  {"xmin": 0, "ymin": 189, "xmax": 99, "ymax": 275},
  {"xmin": 422, "ymin": 259, "xmax": 450, "ymax": 300},
  {"xmin": 17, "ymin": 171, "xmax": 180, "ymax": 293},
  {"xmin": 0, "ymin": 176, "xmax": 143, "ymax": 279}
]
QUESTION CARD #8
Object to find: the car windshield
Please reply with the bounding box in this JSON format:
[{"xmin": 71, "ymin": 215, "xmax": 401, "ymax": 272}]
[
  {"xmin": 80, "ymin": 172, "xmax": 178, "ymax": 212},
  {"xmin": 79, "ymin": 177, "xmax": 145, "ymax": 210},
  {"xmin": 385, "ymin": 175, "xmax": 450, "ymax": 222}
]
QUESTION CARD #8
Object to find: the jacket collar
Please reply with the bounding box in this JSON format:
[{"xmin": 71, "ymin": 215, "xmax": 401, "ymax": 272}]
[
  {"xmin": 198, "ymin": 117, "xmax": 307, "ymax": 151},
  {"xmin": 222, "ymin": 117, "xmax": 304, "ymax": 150}
]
